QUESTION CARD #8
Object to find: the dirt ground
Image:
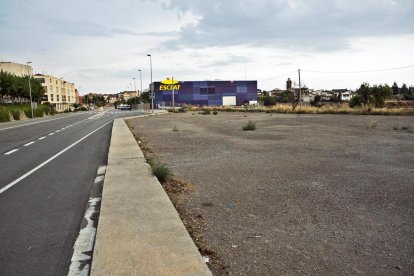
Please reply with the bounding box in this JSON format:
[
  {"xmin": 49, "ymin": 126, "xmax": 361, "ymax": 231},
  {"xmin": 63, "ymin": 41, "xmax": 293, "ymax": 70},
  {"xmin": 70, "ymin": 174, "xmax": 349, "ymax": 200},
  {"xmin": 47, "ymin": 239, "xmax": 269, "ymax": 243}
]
[{"xmin": 127, "ymin": 112, "xmax": 414, "ymax": 275}]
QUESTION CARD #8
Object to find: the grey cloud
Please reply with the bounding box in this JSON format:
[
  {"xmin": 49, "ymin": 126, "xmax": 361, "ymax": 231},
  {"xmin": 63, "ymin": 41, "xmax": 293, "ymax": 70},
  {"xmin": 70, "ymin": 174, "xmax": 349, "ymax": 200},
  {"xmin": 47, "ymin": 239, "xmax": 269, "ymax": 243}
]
[
  {"xmin": 163, "ymin": 0, "xmax": 414, "ymax": 51},
  {"xmin": 202, "ymin": 55, "xmax": 251, "ymax": 68}
]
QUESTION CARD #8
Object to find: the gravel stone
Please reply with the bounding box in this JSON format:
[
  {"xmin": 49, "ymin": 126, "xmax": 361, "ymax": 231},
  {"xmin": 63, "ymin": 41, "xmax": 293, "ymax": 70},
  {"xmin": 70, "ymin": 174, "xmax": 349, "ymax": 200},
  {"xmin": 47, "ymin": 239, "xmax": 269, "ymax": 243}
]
[{"xmin": 127, "ymin": 112, "xmax": 414, "ymax": 276}]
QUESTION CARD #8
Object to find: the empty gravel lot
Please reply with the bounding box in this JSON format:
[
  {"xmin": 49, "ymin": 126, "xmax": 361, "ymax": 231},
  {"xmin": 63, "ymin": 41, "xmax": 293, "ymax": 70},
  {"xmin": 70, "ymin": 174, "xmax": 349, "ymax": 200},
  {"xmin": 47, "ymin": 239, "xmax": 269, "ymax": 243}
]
[{"xmin": 127, "ymin": 112, "xmax": 414, "ymax": 275}]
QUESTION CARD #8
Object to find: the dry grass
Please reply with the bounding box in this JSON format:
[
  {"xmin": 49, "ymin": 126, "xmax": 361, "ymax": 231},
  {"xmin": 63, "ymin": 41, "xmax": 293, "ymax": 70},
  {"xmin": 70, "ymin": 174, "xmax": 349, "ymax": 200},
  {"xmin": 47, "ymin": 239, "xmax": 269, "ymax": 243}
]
[{"xmin": 183, "ymin": 104, "xmax": 414, "ymax": 116}]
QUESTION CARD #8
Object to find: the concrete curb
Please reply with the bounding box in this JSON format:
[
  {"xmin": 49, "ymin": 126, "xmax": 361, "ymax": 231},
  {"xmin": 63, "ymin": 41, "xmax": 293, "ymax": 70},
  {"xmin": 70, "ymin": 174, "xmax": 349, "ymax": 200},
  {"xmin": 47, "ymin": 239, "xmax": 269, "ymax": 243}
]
[{"xmin": 91, "ymin": 118, "xmax": 211, "ymax": 275}]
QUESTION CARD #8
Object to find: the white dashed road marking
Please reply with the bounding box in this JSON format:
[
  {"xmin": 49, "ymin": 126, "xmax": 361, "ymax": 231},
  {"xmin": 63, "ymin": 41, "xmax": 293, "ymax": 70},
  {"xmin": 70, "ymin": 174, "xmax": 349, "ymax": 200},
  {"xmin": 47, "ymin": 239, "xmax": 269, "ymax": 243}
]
[
  {"xmin": 0, "ymin": 120, "xmax": 112, "ymax": 195},
  {"xmin": 4, "ymin": 149, "xmax": 19, "ymax": 155},
  {"xmin": 23, "ymin": 142, "xmax": 35, "ymax": 147}
]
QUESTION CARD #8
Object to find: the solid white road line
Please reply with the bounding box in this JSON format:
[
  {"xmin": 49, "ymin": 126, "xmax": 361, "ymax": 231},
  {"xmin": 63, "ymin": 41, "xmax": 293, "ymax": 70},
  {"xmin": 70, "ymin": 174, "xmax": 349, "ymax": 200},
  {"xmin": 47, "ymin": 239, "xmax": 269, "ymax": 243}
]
[
  {"xmin": 0, "ymin": 120, "xmax": 113, "ymax": 195},
  {"xmin": 4, "ymin": 149, "xmax": 19, "ymax": 155},
  {"xmin": 23, "ymin": 141, "xmax": 35, "ymax": 147}
]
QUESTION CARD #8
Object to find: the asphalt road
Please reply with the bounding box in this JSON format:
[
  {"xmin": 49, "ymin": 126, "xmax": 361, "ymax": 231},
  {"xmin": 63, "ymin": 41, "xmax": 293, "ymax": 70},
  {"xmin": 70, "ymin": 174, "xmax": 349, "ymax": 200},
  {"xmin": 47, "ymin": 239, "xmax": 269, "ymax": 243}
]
[{"xmin": 0, "ymin": 109, "xmax": 145, "ymax": 275}]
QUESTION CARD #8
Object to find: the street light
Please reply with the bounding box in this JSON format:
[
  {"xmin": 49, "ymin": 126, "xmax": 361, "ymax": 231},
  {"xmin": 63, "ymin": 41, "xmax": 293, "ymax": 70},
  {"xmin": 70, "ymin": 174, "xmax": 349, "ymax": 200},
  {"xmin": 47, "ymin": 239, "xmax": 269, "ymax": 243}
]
[
  {"xmin": 147, "ymin": 54, "xmax": 153, "ymax": 112},
  {"xmin": 138, "ymin": 69, "xmax": 143, "ymax": 97},
  {"xmin": 133, "ymin": 78, "xmax": 137, "ymax": 94},
  {"xmin": 27, "ymin": 61, "xmax": 34, "ymax": 118}
]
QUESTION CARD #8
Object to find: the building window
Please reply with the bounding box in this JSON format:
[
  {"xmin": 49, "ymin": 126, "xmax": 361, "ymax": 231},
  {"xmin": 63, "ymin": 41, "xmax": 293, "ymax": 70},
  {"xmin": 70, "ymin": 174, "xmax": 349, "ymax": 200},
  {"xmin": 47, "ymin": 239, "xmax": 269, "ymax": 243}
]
[
  {"xmin": 50, "ymin": 94, "xmax": 54, "ymax": 101},
  {"xmin": 37, "ymin": 78, "xmax": 45, "ymax": 84},
  {"xmin": 49, "ymin": 78, "xmax": 52, "ymax": 83},
  {"xmin": 57, "ymin": 95, "xmax": 59, "ymax": 101},
  {"xmin": 50, "ymin": 86, "xmax": 53, "ymax": 92},
  {"xmin": 200, "ymin": 87, "xmax": 215, "ymax": 95}
]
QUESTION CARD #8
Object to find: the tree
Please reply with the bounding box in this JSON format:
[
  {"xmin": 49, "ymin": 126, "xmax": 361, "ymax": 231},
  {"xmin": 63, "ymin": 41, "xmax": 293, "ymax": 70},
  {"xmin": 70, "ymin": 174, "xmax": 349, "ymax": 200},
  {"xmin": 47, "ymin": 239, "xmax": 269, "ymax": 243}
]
[
  {"xmin": 400, "ymin": 83, "xmax": 409, "ymax": 95},
  {"xmin": 127, "ymin": 96, "xmax": 141, "ymax": 105},
  {"xmin": 261, "ymin": 95, "xmax": 276, "ymax": 106},
  {"xmin": 0, "ymin": 71, "xmax": 44, "ymax": 103},
  {"xmin": 349, "ymin": 83, "xmax": 392, "ymax": 108},
  {"xmin": 371, "ymin": 84, "xmax": 392, "ymax": 108},
  {"xmin": 392, "ymin": 82, "xmax": 399, "ymax": 95},
  {"xmin": 310, "ymin": 95, "xmax": 321, "ymax": 106}
]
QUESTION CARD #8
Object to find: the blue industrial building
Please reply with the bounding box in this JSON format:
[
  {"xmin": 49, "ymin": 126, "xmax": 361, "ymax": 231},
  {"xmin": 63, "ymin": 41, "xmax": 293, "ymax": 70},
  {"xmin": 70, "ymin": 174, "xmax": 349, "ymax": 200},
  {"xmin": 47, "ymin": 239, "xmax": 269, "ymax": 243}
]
[{"xmin": 153, "ymin": 80, "xmax": 257, "ymax": 106}]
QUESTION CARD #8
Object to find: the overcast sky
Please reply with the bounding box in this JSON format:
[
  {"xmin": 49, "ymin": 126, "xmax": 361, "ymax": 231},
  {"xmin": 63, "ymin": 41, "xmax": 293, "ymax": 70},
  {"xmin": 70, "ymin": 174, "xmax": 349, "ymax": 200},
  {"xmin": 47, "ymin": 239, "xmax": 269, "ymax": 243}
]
[{"xmin": 1, "ymin": 0, "xmax": 413, "ymax": 94}]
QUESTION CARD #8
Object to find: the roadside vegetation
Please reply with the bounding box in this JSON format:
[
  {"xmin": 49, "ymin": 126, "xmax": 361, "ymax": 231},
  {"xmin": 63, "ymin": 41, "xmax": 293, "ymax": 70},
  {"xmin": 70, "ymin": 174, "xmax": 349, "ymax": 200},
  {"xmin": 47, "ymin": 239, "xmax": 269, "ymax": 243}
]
[
  {"xmin": 148, "ymin": 160, "xmax": 172, "ymax": 183},
  {"xmin": 172, "ymin": 82, "xmax": 413, "ymax": 116},
  {"xmin": 0, "ymin": 70, "xmax": 45, "ymax": 103},
  {"xmin": 0, "ymin": 103, "xmax": 54, "ymax": 122},
  {"xmin": 183, "ymin": 104, "xmax": 413, "ymax": 116}
]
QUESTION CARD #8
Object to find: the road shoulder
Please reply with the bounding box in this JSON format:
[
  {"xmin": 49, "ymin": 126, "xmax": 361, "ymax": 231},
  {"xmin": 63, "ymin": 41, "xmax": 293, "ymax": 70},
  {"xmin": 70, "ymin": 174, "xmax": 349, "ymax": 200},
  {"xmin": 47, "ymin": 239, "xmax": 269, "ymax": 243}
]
[{"xmin": 91, "ymin": 118, "xmax": 211, "ymax": 275}]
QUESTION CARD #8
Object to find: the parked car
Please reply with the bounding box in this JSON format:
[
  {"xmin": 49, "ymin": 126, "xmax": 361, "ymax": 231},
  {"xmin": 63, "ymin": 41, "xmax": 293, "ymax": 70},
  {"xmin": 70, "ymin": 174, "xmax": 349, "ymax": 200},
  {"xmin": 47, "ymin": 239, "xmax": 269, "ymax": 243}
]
[{"xmin": 118, "ymin": 104, "xmax": 131, "ymax": 110}]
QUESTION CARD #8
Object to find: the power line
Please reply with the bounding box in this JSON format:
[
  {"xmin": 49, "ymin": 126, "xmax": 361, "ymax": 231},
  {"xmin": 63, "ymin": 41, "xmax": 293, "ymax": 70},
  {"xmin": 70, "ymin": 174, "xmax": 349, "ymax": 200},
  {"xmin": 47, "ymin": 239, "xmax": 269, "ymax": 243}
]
[
  {"xmin": 260, "ymin": 70, "xmax": 297, "ymax": 82},
  {"xmin": 302, "ymin": 65, "xmax": 414, "ymax": 74}
]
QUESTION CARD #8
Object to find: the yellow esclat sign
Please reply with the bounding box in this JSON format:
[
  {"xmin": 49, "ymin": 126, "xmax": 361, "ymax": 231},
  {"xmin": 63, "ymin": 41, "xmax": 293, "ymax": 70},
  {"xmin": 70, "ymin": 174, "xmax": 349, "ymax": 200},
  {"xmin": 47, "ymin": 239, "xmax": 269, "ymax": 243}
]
[{"xmin": 159, "ymin": 78, "xmax": 181, "ymax": 90}]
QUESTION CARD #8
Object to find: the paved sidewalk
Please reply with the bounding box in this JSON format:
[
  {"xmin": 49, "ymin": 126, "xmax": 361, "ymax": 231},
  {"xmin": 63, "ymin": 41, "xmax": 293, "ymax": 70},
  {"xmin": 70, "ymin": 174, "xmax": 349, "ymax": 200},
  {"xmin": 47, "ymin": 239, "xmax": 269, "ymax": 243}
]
[{"xmin": 91, "ymin": 118, "xmax": 211, "ymax": 275}]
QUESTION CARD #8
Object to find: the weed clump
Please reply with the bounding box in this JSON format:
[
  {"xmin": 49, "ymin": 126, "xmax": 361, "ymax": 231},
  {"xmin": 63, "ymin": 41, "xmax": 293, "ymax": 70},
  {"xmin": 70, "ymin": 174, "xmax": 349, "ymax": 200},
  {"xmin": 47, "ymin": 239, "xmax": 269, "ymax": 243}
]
[
  {"xmin": 242, "ymin": 121, "xmax": 256, "ymax": 131},
  {"xmin": 149, "ymin": 161, "xmax": 171, "ymax": 183}
]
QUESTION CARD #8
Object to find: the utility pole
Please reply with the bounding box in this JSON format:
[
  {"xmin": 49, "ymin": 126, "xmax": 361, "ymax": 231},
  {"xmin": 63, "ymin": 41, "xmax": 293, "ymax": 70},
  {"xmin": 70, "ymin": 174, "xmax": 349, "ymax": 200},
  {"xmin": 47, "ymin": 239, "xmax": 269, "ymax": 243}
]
[
  {"xmin": 147, "ymin": 54, "xmax": 154, "ymax": 112},
  {"xmin": 172, "ymin": 77, "xmax": 175, "ymax": 111},
  {"xmin": 27, "ymin": 61, "xmax": 34, "ymax": 118},
  {"xmin": 298, "ymin": 68, "xmax": 302, "ymax": 108}
]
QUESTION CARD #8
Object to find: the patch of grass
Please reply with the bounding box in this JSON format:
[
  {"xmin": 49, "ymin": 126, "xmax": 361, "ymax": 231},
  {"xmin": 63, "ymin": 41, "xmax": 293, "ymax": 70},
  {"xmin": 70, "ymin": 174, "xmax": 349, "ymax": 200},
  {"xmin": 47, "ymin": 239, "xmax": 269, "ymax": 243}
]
[
  {"xmin": 213, "ymin": 111, "xmax": 218, "ymax": 115},
  {"xmin": 149, "ymin": 161, "xmax": 171, "ymax": 183},
  {"xmin": 242, "ymin": 120, "xmax": 256, "ymax": 131},
  {"xmin": 401, "ymin": 126, "xmax": 408, "ymax": 130},
  {"xmin": 367, "ymin": 123, "xmax": 378, "ymax": 129},
  {"xmin": 393, "ymin": 126, "xmax": 399, "ymax": 130},
  {"xmin": 172, "ymin": 126, "xmax": 179, "ymax": 132},
  {"xmin": 201, "ymin": 110, "xmax": 211, "ymax": 115}
]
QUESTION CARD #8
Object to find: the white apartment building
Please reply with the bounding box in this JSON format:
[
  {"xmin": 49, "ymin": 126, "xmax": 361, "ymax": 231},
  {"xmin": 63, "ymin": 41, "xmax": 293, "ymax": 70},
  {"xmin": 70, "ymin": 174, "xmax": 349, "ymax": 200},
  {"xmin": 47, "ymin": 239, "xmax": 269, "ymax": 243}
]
[
  {"xmin": 0, "ymin": 61, "xmax": 33, "ymax": 77},
  {"xmin": 34, "ymin": 74, "xmax": 76, "ymax": 112}
]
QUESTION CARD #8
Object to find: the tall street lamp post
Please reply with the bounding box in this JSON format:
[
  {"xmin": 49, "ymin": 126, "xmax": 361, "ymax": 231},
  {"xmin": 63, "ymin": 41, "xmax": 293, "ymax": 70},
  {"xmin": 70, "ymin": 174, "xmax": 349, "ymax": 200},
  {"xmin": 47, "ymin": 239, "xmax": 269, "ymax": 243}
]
[
  {"xmin": 138, "ymin": 69, "xmax": 143, "ymax": 97},
  {"xmin": 133, "ymin": 78, "xmax": 137, "ymax": 94},
  {"xmin": 27, "ymin": 61, "xmax": 34, "ymax": 118},
  {"xmin": 147, "ymin": 54, "xmax": 154, "ymax": 112}
]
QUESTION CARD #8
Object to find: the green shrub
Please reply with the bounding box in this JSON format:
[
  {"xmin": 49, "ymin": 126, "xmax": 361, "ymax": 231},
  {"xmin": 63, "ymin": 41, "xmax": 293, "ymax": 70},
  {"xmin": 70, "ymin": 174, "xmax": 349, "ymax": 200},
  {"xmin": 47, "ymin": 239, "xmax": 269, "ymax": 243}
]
[
  {"xmin": 201, "ymin": 110, "xmax": 211, "ymax": 115},
  {"xmin": 242, "ymin": 121, "xmax": 256, "ymax": 131},
  {"xmin": 11, "ymin": 109, "xmax": 20, "ymax": 120},
  {"xmin": 23, "ymin": 107, "xmax": 33, "ymax": 118},
  {"xmin": 172, "ymin": 126, "xmax": 179, "ymax": 132},
  {"xmin": 213, "ymin": 111, "xmax": 218, "ymax": 115},
  {"xmin": 35, "ymin": 108, "xmax": 44, "ymax": 117},
  {"xmin": 149, "ymin": 161, "xmax": 171, "ymax": 183},
  {"xmin": 0, "ymin": 108, "xmax": 10, "ymax": 122}
]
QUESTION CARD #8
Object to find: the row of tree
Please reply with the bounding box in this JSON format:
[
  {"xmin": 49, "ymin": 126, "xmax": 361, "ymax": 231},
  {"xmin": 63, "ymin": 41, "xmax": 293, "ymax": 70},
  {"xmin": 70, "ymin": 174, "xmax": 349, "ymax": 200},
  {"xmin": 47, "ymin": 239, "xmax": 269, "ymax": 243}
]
[
  {"xmin": 391, "ymin": 82, "xmax": 413, "ymax": 100},
  {"xmin": 0, "ymin": 71, "xmax": 45, "ymax": 103},
  {"xmin": 349, "ymin": 83, "xmax": 392, "ymax": 108}
]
